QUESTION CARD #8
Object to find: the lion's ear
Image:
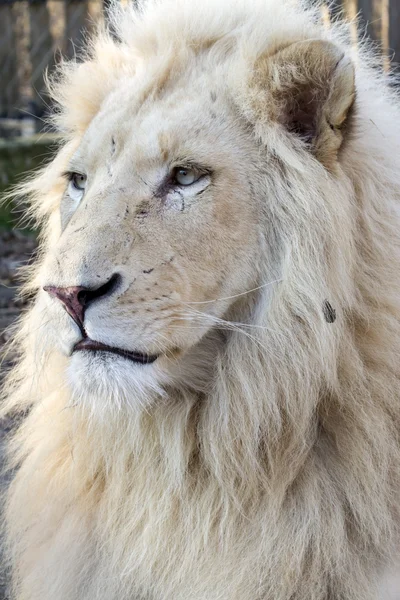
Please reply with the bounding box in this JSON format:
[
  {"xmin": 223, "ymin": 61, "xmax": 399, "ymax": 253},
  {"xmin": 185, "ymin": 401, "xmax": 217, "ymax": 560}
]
[{"xmin": 251, "ymin": 40, "xmax": 355, "ymax": 167}]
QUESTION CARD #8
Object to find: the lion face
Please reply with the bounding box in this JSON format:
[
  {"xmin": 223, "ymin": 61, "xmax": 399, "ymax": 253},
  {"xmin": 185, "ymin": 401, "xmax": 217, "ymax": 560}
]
[
  {"xmin": 39, "ymin": 35, "xmax": 355, "ymax": 406},
  {"xmin": 41, "ymin": 76, "xmax": 262, "ymax": 401}
]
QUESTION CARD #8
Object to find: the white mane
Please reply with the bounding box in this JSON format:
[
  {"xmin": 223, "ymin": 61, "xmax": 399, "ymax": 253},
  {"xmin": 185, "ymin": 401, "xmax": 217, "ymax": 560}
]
[{"xmin": 2, "ymin": 1, "xmax": 400, "ymax": 599}]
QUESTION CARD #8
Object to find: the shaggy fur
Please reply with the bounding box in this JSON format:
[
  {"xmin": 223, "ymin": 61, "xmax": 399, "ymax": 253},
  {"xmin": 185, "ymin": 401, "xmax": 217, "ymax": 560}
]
[{"xmin": 2, "ymin": 0, "xmax": 400, "ymax": 599}]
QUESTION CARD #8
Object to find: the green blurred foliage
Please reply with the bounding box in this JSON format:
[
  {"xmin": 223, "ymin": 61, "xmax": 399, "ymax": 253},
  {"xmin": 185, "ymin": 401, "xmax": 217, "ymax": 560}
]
[{"xmin": 0, "ymin": 135, "xmax": 59, "ymax": 229}]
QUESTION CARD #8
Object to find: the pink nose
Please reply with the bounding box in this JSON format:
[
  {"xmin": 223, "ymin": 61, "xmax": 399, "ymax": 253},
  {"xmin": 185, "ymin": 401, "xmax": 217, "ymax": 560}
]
[
  {"xmin": 43, "ymin": 273, "xmax": 121, "ymax": 331},
  {"xmin": 43, "ymin": 286, "xmax": 89, "ymax": 330}
]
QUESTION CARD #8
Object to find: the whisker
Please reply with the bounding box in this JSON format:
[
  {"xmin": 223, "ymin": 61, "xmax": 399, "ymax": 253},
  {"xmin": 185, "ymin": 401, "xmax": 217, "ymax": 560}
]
[
  {"xmin": 179, "ymin": 312, "xmax": 280, "ymax": 333},
  {"xmin": 183, "ymin": 279, "xmax": 283, "ymax": 305},
  {"xmin": 178, "ymin": 310, "xmax": 275, "ymax": 356},
  {"xmin": 153, "ymin": 335, "xmax": 175, "ymax": 365},
  {"xmin": 180, "ymin": 306, "xmax": 285, "ymax": 338}
]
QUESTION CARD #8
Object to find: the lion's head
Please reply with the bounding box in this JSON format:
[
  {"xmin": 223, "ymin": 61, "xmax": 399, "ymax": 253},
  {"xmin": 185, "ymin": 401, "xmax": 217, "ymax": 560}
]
[{"xmin": 36, "ymin": 10, "xmax": 356, "ymax": 410}]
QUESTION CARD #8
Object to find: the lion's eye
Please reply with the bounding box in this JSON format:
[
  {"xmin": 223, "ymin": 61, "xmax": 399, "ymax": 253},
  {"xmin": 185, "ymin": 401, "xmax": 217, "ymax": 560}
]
[
  {"xmin": 70, "ymin": 173, "xmax": 87, "ymax": 191},
  {"xmin": 174, "ymin": 168, "xmax": 198, "ymax": 186},
  {"xmin": 67, "ymin": 173, "xmax": 87, "ymax": 202}
]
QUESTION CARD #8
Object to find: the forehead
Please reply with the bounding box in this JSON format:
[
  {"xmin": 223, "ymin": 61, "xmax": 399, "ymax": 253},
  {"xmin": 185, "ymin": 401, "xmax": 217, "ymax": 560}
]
[{"xmin": 79, "ymin": 68, "xmax": 234, "ymax": 168}]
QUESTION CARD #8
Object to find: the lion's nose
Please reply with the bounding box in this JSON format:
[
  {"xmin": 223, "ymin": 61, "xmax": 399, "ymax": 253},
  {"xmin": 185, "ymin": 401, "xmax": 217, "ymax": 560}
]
[{"xmin": 43, "ymin": 273, "xmax": 121, "ymax": 330}]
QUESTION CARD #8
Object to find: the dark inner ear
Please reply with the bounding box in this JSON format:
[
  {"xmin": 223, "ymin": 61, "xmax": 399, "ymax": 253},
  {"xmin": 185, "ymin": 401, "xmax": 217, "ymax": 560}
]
[
  {"xmin": 284, "ymin": 86, "xmax": 326, "ymax": 144},
  {"xmin": 249, "ymin": 40, "xmax": 355, "ymax": 167}
]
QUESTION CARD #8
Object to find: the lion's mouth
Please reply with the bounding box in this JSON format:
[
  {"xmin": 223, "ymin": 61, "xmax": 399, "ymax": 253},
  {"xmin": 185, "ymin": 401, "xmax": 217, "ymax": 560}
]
[{"xmin": 73, "ymin": 338, "xmax": 159, "ymax": 365}]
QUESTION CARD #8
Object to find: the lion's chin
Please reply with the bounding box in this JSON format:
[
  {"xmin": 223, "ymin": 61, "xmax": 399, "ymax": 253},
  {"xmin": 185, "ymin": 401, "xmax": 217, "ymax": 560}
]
[{"xmin": 67, "ymin": 350, "xmax": 169, "ymax": 413}]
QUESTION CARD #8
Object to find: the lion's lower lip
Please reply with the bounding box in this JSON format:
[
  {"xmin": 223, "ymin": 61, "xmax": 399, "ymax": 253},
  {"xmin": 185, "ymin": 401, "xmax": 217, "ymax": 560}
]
[{"xmin": 73, "ymin": 338, "xmax": 159, "ymax": 364}]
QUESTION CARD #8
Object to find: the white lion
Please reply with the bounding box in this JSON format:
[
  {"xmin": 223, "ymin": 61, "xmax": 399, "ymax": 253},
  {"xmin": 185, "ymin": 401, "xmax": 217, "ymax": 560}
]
[{"xmin": 2, "ymin": 0, "xmax": 400, "ymax": 598}]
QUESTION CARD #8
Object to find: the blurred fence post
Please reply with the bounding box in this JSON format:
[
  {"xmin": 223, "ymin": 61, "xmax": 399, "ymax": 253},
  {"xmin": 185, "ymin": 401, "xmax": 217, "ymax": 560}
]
[
  {"xmin": 29, "ymin": 0, "xmax": 53, "ymax": 116},
  {"xmin": 12, "ymin": 0, "xmax": 34, "ymax": 125},
  {"xmin": 88, "ymin": 0, "xmax": 104, "ymax": 29},
  {"xmin": 0, "ymin": 4, "xmax": 18, "ymax": 118},
  {"xmin": 389, "ymin": 0, "xmax": 400, "ymax": 67},
  {"xmin": 65, "ymin": 0, "xmax": 89, "ymax": 59},
  {"xmin": 358, "ymin": 0, "xmax": 383, "ymax": 42}
]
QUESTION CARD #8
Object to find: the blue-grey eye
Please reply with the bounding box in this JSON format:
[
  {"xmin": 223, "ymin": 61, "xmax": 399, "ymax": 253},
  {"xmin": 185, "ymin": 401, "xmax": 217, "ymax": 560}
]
[
  {"xmin": 71, "ymin": 173, "xmax": 86, "ymax": 191},
  {"xmin": 68, "ymin": 173, "xmax": 87, "ymax": 202},
  {"xmin": 174, "ymin": 168, "xmax": 198, "ymax": 186}
]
